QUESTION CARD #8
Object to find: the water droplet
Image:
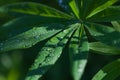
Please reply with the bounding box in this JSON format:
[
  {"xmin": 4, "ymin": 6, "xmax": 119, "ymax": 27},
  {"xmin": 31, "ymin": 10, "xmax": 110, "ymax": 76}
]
[
  {"xmin": 113, "ymin": 40, "xmax": 117, "ymax": 44},
  {"xmin": 52, "ymin": 29, "xmax": 55, "ymax": 31},
  {"xmin": 45, "ymin": 58, "xmax": 50, "ymax": 62},
  {"xmin": 50, "ymin": 53, "xmax": 54, "ymax": 57},
  {"xmin": 16, "ymin": 39, "xmax": 20, "ymax": 42},
  {"xmin": 0, "ymin": 43, "xmax": 3, "ymax": 46},
  {"xmin": 35, "ymin": 59, "xmax": 38, "ymax": 62},
  {"xmin": 78, "ymin": 68, "xmax": 83, "ymax": 72},
  {"xmin": 0, "ymin": 47, "xmax": 3, "ymax": 51},
  {"xmin": 63, "ymin": 30, "xmax": 67, "ymax": 33},
  {"xmin": 0, "ymin": 43, "xmax": 4, "ymax": 51},
  {"xmin": 34, "ymin": 35, "xmax": 39, "ymax": 39},
  {"xmin": 41, "ymin": 62, "xmax": 46, "ymax": 65}
]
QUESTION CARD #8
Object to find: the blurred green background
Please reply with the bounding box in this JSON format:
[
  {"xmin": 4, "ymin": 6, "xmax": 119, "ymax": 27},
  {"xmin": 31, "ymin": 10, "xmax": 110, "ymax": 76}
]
[{"xmin": 0, "ymin": 0, "xmax": 120, "ymax": 80}]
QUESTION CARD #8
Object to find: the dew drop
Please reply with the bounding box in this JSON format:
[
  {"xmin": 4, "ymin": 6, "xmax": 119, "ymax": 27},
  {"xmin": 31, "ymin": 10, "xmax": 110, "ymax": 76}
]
[
  {"xmin": 78, "ymin": 68, "xmax": 83, "ymax": 73},
  {"xmin": 0, "ymin": 47, "xmax": 3, "ymax": 51},
  {"xmin": 50, "ymin": 53, "xmax": 54, "ymax": 57},
  {"xmin": 34, "ymin": 35, "xmax": 39, "ymax": 39},
  {"xmin": 45, "ymin": 58, "xmax": 50, "ymax": 62},
  {"xmin": 0, "ymin": 43, "xmax": 3, "ymax": 46},
  {"xmin": 23, "ymin": 45, "xmax": 28, "ymax": 48},
  {"xmin": 113, "ymin": 40, "xmax": 117, "ymax": 44},
  {"xmin": 16, "ymin": 39, "xmax": 21, "ymax": 43},
  {"xmin": 63, "ymin": 30, "xmax": 67, "ymax": 33},
  {"xmin": 52, "ymin": 29, "xmax": 55, "ymax": 31},
  {"xmin": 35, "ymin": 59, "xmax": 38, "ymax": 62}
]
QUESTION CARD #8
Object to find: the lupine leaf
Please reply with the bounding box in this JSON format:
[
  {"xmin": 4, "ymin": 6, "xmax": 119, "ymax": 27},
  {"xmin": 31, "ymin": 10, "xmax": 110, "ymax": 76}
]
[
  {"xmin": 69, "ymin": 24, "xmax": 89, "ymax": 80},
  {"xmin": 57, "ymin": 0, "xmax": 81, "ymax": 18},
  {"xmin": 111, "ymin": 21, "xmax": 120, "ymax": 32},
  {"xmin": 92, "ymin": 59, "xmax": 120, "ymax": 80},
  {"xmin": 85, "ymin": 22, "xmax": 120, "ymax": 49},
  {"xmin": 0, "ymin": 15, "xmax": 72, "ymax": 41},
  {"xmin": 87, "ymin": 6, "xmax": 120, "ymax": 22},
  {"xmin": 69, "ymin": 0, "xmax": 80, "ymax": 18},
  {"xmin": 0, "ymin": 2, "xmax": 72, "ymax": 19},
  {"xmin": 0, "ymin": 23, "xmax": 65, "ymax": 52},
  {"xmin": 81, "ymin": 0, "xmax": 118, "ymax": 19},
  {"xmin": 86, "ymin": 0, "xmax": 117, "ymax": 18},
  {"xmin": 89, "ymin": 42, "xmax": 120, "ymax": 55},
  {"xmin": 25, "ymin": 24, "xmax": 77, "ymax": 80}
]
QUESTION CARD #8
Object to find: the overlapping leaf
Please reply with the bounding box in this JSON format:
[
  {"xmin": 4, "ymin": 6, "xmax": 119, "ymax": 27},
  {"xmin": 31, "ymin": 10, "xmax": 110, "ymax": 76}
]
[
  {"xmin": 81, "ymin": 0, "xmax": 118, "ymax": 19},
  {"xmin": 0, "ymin": 23, "xmax": 65, "ymax": 53},
  {"xmin": 89, "ymin": 42, "xmax": 120, "ymax": 55},
  {"xmin": 69, "ymin": 24, "xmax": 89, "ymax": 80},
  {"xmin": 69, "ymin": 0, "xmax": 80, "ymax": 18},
  {"xmin": 85, "ymin": 22, "xmax": 120, "ymax": 49},
  {"xmin": 111, "ymin": 21, "xmax": 120, "ymax": 31},
  {"xmin": 92, "ymin": 59, "xmax": 120, "ymax": 80},
  {"xmin": 87, "ymin": 6, "xmax": 120, "ymax": 22},
  {"xmin": 0, "ymin": 2, "xmax": 72, "ymax": 19},
  {"xmin": 25, "ymin": 24, "xmax": 77, "ymax": 80},
  {"xmin": 0, "ymin": 15, "xmax": 72, "ymax": 40}
]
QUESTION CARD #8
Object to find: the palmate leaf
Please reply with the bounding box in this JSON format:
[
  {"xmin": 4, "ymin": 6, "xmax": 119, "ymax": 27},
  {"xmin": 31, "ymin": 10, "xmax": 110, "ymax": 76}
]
[
  {"xmin": 87, "ymin": 6, "xmax": 120, "ymax": 22},
  {"xmin": 0, "ymin": 15, "xmax": 72, "ymax": 40},
  {"xmin": 0, "ymin": 23, "xmax": 65, "ymax": 53},
  {"xmin": 92, "ymin": 59, "xmax": 120, "ymax": 80},
  {"xmin": 89, "ymin": 42, "xmax": 120, "ymax": 55},
  {"xmin": 0, "ymin": 2, "xmax": 72, "ymax": 19},
  {"xmin": 85, "ymin": 22, "xmax": 120, "ymax": 49},
  {"xmin": 69, "ymin": 24, "xmax": 89, "ymax": 80},
  {"xmin": 25, "ymin": 24, "xmax": 77, "ymax": 80}
]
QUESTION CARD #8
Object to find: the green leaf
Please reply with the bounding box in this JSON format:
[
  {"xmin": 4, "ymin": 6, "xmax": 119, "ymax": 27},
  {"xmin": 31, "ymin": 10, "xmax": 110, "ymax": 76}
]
[
  {"xmin": 0, "ymin": 2, "xmax": 72, "ymax": 19},
  {"xmin": 0, "ymin": 23, "xmax": 65, "ymax": 52},
  {"xmin": 87, "ymin": 6, "xmax": 120, "ymax": 22},
  {"xmin": 25, "ymin": 24, "xmax": 77, "ymax": 80},
  {"xmin": 111, "ymin": 21, "xmax": 120, "ymax": 32},
  {"xmin": 86, "ymin": 0, "xmax": 117, "ymax": 18},
  {"xmin": 81, "ymin": 0, "xmax": 118, "ymax": 19},
  {"xmin": 69, "ymin": 24, "xmax": 89, "ymax": 80},
  {"xmin": 69, "ymin": 0, "xmax": 80, "ymax": 18},
  {"xmin": 85, "ymin": 22, "xmax": 120, "ymax": 48},
  {"xmin": 89, "ymin": 42, "xmax": 120, "ymax": 55},
  {"xmin": 92, "ymin": 59, "xmax": 120, "ymax": 80},
  {"xmin": 0, "ymin": 15, "xmax": 72, "ymax": 40}
]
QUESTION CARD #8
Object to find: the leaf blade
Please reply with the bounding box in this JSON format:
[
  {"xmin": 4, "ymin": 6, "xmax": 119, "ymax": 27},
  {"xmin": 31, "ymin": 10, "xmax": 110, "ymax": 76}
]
[
  {"xmin": 69, "ymin": 24, "xmax": 89, "ymax": 80},
  {"xmin": 86, "ymin": 0, "xmax": 118, "ymax": 18},
  {"xmin": 87, "ymin": 6, "xmax": 120, "ymax": 22},
  {"xmin": 0, "ymin": 23, "xmax": 65, "ymax": 52},
  {"xmin": 0, "ymin": 15, "xmax": 71, "ymax": 41},
  {"xmin": 0, "ymin": 2, "xmax": 72, "ymax": 19},
  {"xmin": 85, "ymin": 22, "xmax": 120, "ymax": 49},
  {"xmin": 92, "ymin": 59, "xmax": 120, "ymax": 80},
  {"xmin": 89, "ymin": 42, "xmax": 120, "ymax": 55},
  {"xmin": 25, "ymin": 24, "xmax": 77, "ymax": 80},
  {"xmin": 69, "ymin": 0, "xmax": 80, "ymax": 18}
]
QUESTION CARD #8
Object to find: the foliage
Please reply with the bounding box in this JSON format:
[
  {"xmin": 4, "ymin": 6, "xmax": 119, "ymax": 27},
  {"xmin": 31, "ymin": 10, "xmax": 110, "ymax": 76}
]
[{"xmin": 0, "ymin": 0, "xmax": 120, "ymax": 80}]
